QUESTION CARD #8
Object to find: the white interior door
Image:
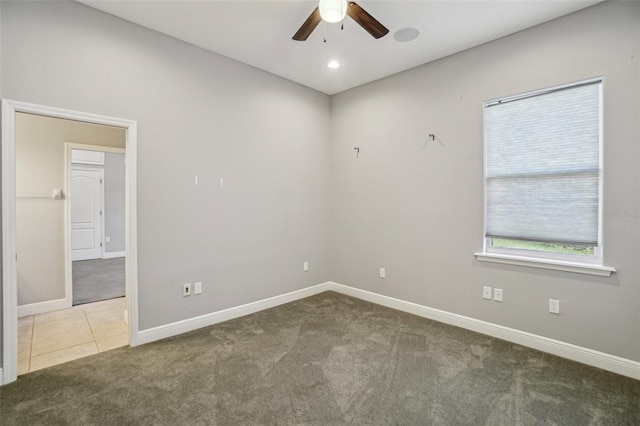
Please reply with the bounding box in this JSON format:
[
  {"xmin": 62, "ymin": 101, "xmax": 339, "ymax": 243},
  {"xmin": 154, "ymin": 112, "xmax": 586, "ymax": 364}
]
[{"xmin": 71, "ymin": 168, "xmax": 103, "ymax": 261}]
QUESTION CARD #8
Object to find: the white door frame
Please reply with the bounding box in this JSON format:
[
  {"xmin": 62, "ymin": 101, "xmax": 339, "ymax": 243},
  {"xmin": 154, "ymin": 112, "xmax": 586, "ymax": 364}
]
[
  {"xmin": 67, "ymin": 147, "xmax": 126, "ymax": 305},
  {"xmin": 2, "ymin": 99, "xmax": 140, "ymax": 385},
  {"xmin": 68, "ymin": 146, "xmax": 126, "ymax": 260}
]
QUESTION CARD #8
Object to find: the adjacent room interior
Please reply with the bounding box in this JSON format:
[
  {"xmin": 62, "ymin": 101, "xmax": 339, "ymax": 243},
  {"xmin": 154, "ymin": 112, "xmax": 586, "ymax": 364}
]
[
  {"xmin": 1, "ymin": 0, "xmax": 638, "ymax": 424},
  {"xmin": 14, "ymin": 113, "xmax": 129, "ymax": 374}
]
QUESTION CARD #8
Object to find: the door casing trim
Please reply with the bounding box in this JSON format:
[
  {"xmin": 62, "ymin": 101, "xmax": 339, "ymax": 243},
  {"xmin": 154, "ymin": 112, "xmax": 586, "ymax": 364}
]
[{"xmin": 2, "ymin": 99, "xmax": 139, "ymax": 385}]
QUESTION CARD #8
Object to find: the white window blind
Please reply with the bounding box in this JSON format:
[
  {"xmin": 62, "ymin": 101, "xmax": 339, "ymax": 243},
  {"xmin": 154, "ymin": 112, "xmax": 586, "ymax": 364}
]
[{"xmin": 485, "ymin": 81, "xmax": 601, "ymax": 246}]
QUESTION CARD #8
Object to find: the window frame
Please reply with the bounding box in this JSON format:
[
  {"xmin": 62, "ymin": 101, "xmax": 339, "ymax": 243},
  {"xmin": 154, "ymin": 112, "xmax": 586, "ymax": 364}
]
[{"xmin": 481, "ymin": 78, "xmax": 605, "ymax": 268}]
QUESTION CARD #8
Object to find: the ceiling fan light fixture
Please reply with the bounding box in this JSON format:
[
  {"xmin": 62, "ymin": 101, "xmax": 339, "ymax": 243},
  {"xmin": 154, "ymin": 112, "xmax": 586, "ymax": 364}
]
[
  {"xmin": 292, "ymin": 1, "xmax": 388, "ymax": 42},
  {"xmin": 319, "ymin": 0, "xmax": 348, "ymax": 23}
]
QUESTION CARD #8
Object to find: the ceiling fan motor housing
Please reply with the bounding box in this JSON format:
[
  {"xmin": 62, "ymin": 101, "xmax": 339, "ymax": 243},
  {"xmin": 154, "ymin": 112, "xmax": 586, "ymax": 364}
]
[{"xmin": 319, "ymin": 0, "xmax": 348, "ymax": 23}]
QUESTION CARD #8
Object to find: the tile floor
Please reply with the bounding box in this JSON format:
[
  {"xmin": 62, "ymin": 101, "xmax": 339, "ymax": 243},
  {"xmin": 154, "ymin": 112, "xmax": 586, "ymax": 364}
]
[{"xmin": 18, "ymin": 297, "xmax": 128, "ymax": 375}]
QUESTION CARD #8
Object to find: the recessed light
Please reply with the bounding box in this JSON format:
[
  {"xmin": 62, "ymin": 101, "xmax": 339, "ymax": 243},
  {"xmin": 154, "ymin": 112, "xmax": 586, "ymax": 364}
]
[
  {"xmin": 394, "ymin": 27, "xmax": 420, "ymax": 42},
  {"xmin": 328, "ymin": 60, "xmax": 340, "ymax": 69}
]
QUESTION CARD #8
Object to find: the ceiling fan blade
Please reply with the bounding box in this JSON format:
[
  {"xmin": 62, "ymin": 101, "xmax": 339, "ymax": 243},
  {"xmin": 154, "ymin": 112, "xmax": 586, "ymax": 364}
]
[
  {"xmin": 293, "ymin": 7, "xmax": 322, "ymax": 41},
  {"xmin": 346, "ymin": 2, "xmax": 389, "ymax": 39}
]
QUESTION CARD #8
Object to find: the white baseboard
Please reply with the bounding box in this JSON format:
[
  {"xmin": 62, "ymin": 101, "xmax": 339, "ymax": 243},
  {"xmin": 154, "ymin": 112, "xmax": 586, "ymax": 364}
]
[
  {"xmin": 132, "ymin": 280, "xmax": 639, "ymax": 380},
  {"xmin": 326, "ymin": 282, "xmax": 640, "ymax": 380},
  {"xmin": 103, "ymin": 251, "xmax": 125, "ymax": 259},
  {"xmin": 18, "ymin": 298, "xmax": 70, "ymax": 317},
  {"xmin": 136, "ymin": 283, "xmax": 331, "ymax": 345},
  {"xmin": 0, "ymin": 368, "xmax": 4, "ymax": 386}
]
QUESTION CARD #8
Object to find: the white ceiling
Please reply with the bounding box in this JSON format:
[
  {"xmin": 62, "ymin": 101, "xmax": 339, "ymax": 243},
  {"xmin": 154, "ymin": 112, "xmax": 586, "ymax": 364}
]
[{"xmin": 80, "ymin": 0, "xmax": 603, "ymax": 95}]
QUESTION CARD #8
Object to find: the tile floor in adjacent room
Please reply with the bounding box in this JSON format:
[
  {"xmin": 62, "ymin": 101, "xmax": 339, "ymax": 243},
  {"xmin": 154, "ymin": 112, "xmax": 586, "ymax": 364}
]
[{"xmin": 18, "ymin": 297, "xmax": 128, "ymax": 375}]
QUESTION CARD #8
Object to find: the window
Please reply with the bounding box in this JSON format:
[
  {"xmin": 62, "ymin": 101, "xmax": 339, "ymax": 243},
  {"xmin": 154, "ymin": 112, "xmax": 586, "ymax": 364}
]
[{"xmin": 482, "ymin": 79, "xmax": 603, "ymax": 266}]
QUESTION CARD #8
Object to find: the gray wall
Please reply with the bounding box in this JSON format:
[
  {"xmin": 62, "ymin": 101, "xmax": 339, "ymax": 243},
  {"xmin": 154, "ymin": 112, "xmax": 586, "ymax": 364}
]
[
  {"xmin": 330, "ymin": 2, "xmax": 639, "ymax": 361},
  {"xmin": 104, "ymin": 152, "xmax": 126, "ymax": 254},
  {"xmin": 1, "ymin": 0, "xmax": 332, "ymax": 348}
]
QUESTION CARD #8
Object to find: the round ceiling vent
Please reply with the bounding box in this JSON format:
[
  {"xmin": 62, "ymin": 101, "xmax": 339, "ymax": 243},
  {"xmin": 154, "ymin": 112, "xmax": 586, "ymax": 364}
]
[{"xmin": 393, "ymin": 27, "xmax": 420, "ymax": 42}]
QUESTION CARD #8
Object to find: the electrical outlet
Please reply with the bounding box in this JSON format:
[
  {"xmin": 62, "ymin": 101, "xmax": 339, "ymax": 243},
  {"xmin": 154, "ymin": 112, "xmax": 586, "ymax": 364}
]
[
  {"xmin": 194, "ymin": 282, "xmax": 202, "ymax": 295},
  {"xmin": 379, "ymin": 268, "xmax": 386, "ymax": 278},
  {"xmin": 182, "ymin": 283, "xmax": 192, "ymax": 297},
  {"xmin": 105, "ymin": 236, "xmax": 111, "ymax": 243},
  {"xmin": 493, "ymin": 288, "xmax": 503, "ymax": 302},
  {"xmin": 549, "ymin": 299, "xmax": 560, "ymax": 314},
  {"xmin": 483, "ymin": 286, "xmax": 492, "ymax": 300},
  {"xmin": 303, "ymin": 262, "xmax": 309, "ymax": 272}
]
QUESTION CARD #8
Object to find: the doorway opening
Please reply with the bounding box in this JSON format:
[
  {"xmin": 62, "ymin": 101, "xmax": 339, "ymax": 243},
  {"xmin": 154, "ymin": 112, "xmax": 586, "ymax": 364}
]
[
  {"xmin": 2, "ymin": 100, "xmax": 139, "ymax": 385},
  {"xmin": 70, "ymin": 147, "xmax": 127, "ymax": 307}
]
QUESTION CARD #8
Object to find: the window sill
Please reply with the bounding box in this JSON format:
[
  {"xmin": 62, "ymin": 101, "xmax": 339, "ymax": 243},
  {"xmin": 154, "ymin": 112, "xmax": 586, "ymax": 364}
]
[{"xmin": 474, "ymin": 252, "xmax": 616, "ymax": 277}]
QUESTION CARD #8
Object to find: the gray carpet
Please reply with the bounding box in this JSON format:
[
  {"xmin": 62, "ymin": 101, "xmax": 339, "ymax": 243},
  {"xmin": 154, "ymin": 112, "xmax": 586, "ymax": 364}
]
[
  {"xmin": 72, "ymin": 258, "xmax": 125, "ymax": 305},
  {"xmin": 1, "ymin": 292, "xmax": 638, "ymax": 425}
]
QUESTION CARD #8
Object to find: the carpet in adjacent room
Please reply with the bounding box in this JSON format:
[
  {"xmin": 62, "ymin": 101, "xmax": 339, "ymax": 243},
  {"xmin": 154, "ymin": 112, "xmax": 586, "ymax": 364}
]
[{"xmin": 72, "ymin": 257, "xmax": 125, "ymax": 305}]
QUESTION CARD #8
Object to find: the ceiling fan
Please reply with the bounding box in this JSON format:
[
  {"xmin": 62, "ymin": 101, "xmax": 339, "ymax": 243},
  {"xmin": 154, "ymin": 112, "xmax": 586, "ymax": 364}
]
[{"xmin": 293, "ymin": 0, "xmax": 389, "ymax": 41}]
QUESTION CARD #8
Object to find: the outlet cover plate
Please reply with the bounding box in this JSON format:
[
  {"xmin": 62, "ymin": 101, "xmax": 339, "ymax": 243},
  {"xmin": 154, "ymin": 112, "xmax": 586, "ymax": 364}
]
[
  {"xmin": 194, "ymin": 282, "xmax": 202, "ymax": 295},
  {"xmin": 483, "ymin": 286, "xmax": 492, "ymax": 300},
  {"xmin": 493, "ymin": 288, "xmax": 503, "ymax": 302},
  {"xmin": 183, "ymin": 283, "xmax": 192, "ymax": 297}
]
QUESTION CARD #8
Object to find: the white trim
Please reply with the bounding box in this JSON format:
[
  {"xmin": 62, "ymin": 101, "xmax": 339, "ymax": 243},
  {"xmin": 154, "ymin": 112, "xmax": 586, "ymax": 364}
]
[
  {"xmin": 125, "ymin": 124, "xmax": 140, "ymax": 347},
  {"xmin": 64, "ymin": 148, "xmax": 73, "ymax": 312},
  {"xmin": 134, "ymin": 280, "xmax": 638, "ymax": 380},
  {"xmin": 0, "ymin": 368, "xmax": 4, "ymax": 386},
  {"xmin": 326, "ymin": 282, "xmax": 639, "ymax": 380},
  {"xmin": 1, "ymin": 99, "xmax": 139, "ymax": 385},
  {"xmin": 66, "ymin": 145, "xmax": 127, "ymax": 266},
  {"xmin": 474, "ymin": 252, "xmax": 615, "ymax": 277},
  {"xmin": 136, "ymin": 283, "xmax": 330, "ymax": 345},
  {"xmin": 71, "ymin": 149, "xmax": 105, "ymax": 165},
  {"xmin": 597, "ymin": 79, "xmax": 605, "ymax": 262},
  {"xmin": 68, "ymin": 145, "xmax": 127, "ymax": 155},
  {"xmin": 67, "ymin": 146, "xmax": 126, "ymax": 264},
  {"xmin": 481, "ymin": 77, "xmax": 606, "ymax": 268},
  {"xmin": 484, "ymin": 77, "xmax": 604, "ymax": 106},
  {"xmin": 2, "ymin": 100, "xmax": 19, "ymax": 385},
  {"xmin": 17, "ymin": 298, "xmax": 69, "ymax": 317},
  {"xmin": 103, "ymin": 251, "xmax": 126, "ymax": 259}
]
